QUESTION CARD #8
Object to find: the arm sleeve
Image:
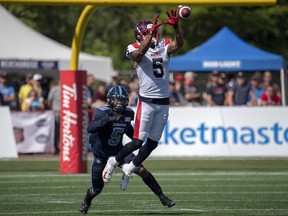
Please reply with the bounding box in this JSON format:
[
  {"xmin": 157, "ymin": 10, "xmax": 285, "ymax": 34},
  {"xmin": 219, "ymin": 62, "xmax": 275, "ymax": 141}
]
[
  {"xmin": 126, "ymin": 123, "xmax": 134, "ymax": 140},
  {"xmin": 87, "ymin": 109, "xmax": 110, "ymax": 133}
]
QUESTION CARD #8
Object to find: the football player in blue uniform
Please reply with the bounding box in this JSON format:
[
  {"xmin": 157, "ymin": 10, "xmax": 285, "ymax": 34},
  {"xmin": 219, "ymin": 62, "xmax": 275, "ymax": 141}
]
[{"xmin": 79, "ymin": 85, "xmax": 175, "ymax": 214}]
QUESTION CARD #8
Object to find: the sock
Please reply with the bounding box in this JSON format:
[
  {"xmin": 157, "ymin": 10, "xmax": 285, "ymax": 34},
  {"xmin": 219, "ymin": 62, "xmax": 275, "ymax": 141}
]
[
  {"xmin": 142, "ymin": 172, "xmax": 163, "ymax": 197},
  {"xmin": 133, "ymin": 139, "xmax": 158, "ymax": 166},
  {"xmin": 83, "ymin": 188, "xmax": 96, "ymax": 206},
  {"xmin": 109, "ymin": 157, "xmax": 118, "ymax": 167},
  {"xmin": 126, "ymin": 161, "xmax": 136, "ymax": 172}
]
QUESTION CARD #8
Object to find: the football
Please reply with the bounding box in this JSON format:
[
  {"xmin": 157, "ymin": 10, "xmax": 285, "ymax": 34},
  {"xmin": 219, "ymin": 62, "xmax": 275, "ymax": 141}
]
[{"xmin": 177, "ymin": 5, "xmax": 192, "ymax": 20}]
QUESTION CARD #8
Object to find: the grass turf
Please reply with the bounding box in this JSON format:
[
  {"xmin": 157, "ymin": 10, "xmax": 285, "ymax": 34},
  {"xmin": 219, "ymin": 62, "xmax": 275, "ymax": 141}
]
[{"xmin": 0, "ymin": 157, "xmax": 288, "ymax": 215}]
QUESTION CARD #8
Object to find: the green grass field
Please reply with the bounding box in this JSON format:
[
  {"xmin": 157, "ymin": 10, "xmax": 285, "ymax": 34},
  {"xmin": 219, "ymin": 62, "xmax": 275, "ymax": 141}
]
[{"xmin": 1, "ymin": 157, "xmax": 288, "ymax": 216}]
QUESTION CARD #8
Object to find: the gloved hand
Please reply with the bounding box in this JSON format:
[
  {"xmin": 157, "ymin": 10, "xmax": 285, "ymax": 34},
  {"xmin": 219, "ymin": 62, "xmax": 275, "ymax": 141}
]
[
  {"xmin": 150, "ymin": 14, "xmax": 162, "ymax": 33},
  {"xmin": 164, "ymin": 9, "xmax": 179, "ymax": 29}
]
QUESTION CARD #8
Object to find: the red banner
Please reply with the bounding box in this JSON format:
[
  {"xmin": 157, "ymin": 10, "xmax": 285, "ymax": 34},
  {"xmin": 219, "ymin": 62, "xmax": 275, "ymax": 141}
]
[{"xmin": 60, "ymin": 70, "xmax": 88, "ymax": 173}]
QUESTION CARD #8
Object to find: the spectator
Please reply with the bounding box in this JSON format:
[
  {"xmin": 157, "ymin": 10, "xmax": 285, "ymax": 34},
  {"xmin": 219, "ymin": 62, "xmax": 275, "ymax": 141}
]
[
  {"xmin": 169, "ymin": 80, "xmax": 181, "ymax": 106},
  {"xmin": 262, "ymin": 71, "xmax": 281, "ymax": 99},
  {"xmin": 227, "ymin": 72, "xmax": 257, "ymax": 106},
  {"xmin": 183, "ymin": 71, "xmax": 201, "ymax": 106},
  {"xmin": 106, "ymin": 71, "xmax": 130, "ymax": 94},
  {"xmin": 31, "ymin": 73, "xmax": 43, "ymax": 96},
  {"xmin": 47, "ymin": 80, "xmax": 61, "ymax": 155},
  {"xmin": 0, "ymin": 73, "xmax": 17, "ymax": 109},
  {"xmin": 205, "ymin": 72, "xmax": 227, "ymax": 106},
  {"xmin": 18, "ymin": 73, "xmax": 42, "ymax": 111},
  {"xmin": 261, "ymin": 84, "xmax": 281, "ymax": 106},
  {"xmin": 91, "ymin": 83, "xmax": 107, "ymax": 109},
  {"xmin": 174, "ymin": 74, "xmax": 186, "ymax": 102},
  {"xmin": 248, "ymin": 73, "xmax": 265, "ymax": 106},
  {"xmin": 0, "ymin": 92, "xmax": 4, "ymax": 106},
  {"xmin": 87, "ymin": 74, "xmax": 96, "ymax": 99},
  {"xmin": 128, "ymin": 79, "xmax": 139, "ymax": 107},
  {"xmin": 24, "ymin": 89, "xmax": 45, "ymax": 112}
]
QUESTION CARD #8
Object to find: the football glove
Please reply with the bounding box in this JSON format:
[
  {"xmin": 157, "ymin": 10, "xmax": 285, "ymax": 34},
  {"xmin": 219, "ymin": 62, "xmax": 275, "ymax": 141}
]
[
  {"xmin": 164, "ymin": 9, "xmax": 179, "ymax": 29},
  {"xmin": 150, "ymin": 14, "xmax": 162, "ymax": 33}
]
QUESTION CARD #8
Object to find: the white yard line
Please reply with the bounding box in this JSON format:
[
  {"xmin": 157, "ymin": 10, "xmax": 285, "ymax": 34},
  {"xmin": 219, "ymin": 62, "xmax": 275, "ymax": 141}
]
[
  {"xmin": 1, "ymin": 171, "xmax": 288, "ymax": 178},
  {"xmin": 1, "ymin": 183, "xmax": 288, "ymax": 190},
  {"xmin": 1, "ymin": 191, "xmax": 288, "ymax": 197},
  {"xmin": 1, "ymin": 208, "xmax": 288, "ymax": 215}
]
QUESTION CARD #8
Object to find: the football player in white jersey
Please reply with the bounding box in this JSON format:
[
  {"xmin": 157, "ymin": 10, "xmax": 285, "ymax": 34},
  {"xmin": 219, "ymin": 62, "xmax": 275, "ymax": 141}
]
[{"xmin": 103, "ymin": 10, "xmax": 183, "ymax": 183}]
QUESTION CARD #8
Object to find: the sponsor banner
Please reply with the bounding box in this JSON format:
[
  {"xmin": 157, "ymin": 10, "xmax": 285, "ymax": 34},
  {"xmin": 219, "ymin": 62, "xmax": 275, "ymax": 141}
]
[
  {"xmin": 0, "ymin": 107, "xmax": 18, "ymax": 158},
  {"xmin": 0, "ymin": 59, "xmax": 58, "ymax": 70},
  {"xmin": 202, "ymin": 60, "xmax": 241, "ymax": 69},
  {"xmin": 148, "ymin": 107, "xmax": 288, "ymax": 157},
  {"xmin": 60, "ymin": 70, "xmax": 88, "ymax": 174},
  {"xmin": 10, "ymin": 111, "xmax": 54, "ymax": 153}
]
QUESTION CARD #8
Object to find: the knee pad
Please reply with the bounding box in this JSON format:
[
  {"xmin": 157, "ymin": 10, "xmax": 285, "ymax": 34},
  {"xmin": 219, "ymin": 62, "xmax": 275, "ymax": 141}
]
[{"xmin": 146, "ymin": 138, "xmax": 158, "ymax": 151}]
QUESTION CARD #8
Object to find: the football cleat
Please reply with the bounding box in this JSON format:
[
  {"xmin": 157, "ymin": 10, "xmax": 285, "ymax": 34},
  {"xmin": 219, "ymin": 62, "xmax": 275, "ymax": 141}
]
[
  {"xmin": 102, "ymin": 157, "xmax": 117, "ymax": 183},
  {"xmin": 159, "ymin": 194, "xmax": 176, "ymax": 208},
  {"xmin": 120, "ymin": 172, "xmax": 132, "ymax": 190},
  {"xmin": 122, "ymin": 163, "xmax": 133, "ymax": 177},
  {"xmin": 79, "ymin": 202, "xmax": 90, "ymax": 214}
]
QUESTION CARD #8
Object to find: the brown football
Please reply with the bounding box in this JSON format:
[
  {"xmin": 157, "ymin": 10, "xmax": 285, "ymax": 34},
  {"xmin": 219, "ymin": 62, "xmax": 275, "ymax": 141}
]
[{"xmin": 177, "ymin": 5, "xmax": 192, "ymax": 20}]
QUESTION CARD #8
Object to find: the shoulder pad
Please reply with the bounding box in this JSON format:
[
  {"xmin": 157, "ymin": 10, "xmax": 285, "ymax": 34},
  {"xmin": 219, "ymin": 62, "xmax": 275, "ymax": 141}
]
[
  {"xmin": 124, "ymin": 107, "xmax": 135, "ymax": 118},
  {"xmin": 97, "ymin": 106, "xmax": 112, "ymax": 114},
  {"xmin": 126, "ymin": 43, "xmax": 139, "ymax": 59},
  {"xmin": 131, "ymin": 43, "xmax": 140, "ymax": 49},
  {"xmin": 164, "ymin": 38, "xmax": 171, "ymax": 46}
]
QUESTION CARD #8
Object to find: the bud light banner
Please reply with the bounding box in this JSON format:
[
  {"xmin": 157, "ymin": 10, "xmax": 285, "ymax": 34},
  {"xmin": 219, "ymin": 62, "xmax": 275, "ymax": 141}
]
[
  {"xmin": 149, "ymin": 107, "xmax": 288, "ymax": 157},
  {"xmin": 60, "ymin": 70, "xmax": 88, "ymax": 173}
]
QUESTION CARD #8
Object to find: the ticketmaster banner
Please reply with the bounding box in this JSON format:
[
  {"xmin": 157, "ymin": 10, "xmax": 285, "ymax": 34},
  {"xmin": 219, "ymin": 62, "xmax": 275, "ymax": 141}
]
[{"xmin": 150, "ymin": 107, "xmax": 288, "ymax": 157}]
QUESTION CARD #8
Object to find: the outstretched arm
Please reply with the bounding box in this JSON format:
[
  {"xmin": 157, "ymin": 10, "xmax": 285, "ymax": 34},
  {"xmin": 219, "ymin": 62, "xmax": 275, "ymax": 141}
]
[{"xmin": 164, "ymin": 9, "xmax": 184, "ymax": 55}]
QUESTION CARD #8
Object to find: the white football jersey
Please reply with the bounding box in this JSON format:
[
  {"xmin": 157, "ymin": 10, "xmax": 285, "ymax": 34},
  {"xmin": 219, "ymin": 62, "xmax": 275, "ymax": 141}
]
[{"xmin": 126, "ymin": 38, "xmax": 171, "ymax": 98}]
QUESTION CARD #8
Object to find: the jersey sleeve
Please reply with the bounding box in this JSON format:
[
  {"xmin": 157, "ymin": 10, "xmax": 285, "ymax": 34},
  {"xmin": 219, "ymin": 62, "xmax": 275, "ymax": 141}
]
[
  {"xmin": 87, "ymin": 107, "xmax": 111, "ymax": 133},
  {"xmin": 126, "ymin": 43, "xmax": 140, "ymax": 60},
  {"xmin": 125, "ymin": 107, "xmax": 135, "ymax": 121}
]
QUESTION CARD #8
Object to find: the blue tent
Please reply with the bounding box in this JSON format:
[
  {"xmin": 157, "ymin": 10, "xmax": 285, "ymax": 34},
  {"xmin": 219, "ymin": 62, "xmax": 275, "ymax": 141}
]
[{"xmin": 169, "ymin": 27, "xmax": 284, "ymax": 71}]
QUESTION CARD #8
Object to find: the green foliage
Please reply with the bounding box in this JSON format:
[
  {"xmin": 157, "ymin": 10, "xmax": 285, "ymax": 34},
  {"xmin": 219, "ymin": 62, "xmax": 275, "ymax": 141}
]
[{"xmin": 2, "ymin": 4, "xmax": 288, "ymax": 70}]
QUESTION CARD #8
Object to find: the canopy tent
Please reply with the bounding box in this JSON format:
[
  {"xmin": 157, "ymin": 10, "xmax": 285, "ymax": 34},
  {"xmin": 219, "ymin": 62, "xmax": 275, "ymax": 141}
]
[
  {"xmin": 170, "ymin": 26, "xmax": 287, "ymax": 105},
  {"xmin": 170, "ymin": 26, "xmax": 284, "ymax": 72},
  {"xmin": 0, "ymin": 5, "xmax": 113, "ymax": 82}
]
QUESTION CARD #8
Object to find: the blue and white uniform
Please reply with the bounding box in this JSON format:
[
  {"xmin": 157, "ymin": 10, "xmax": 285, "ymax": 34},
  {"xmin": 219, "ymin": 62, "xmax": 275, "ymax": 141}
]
[{"xmin": 88, "ymin": 106, "xmax": 140, "ymax": 193}]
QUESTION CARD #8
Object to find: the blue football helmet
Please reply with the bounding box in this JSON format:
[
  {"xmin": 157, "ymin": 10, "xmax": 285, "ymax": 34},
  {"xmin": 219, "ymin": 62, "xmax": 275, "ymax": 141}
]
[{"xmin": 107, "ymin": 85, "xmax": 129, "ymax": 112}]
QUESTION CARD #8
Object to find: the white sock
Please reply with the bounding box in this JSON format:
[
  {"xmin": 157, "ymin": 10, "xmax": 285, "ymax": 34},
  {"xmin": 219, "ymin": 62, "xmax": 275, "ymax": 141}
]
[
  {"xmin": 109, "ymin": 157, "xmax": 118, "ymax": 166},
  {"xmin": 127, "ymin": 161, "xmax": 136, "ymax": 172}
]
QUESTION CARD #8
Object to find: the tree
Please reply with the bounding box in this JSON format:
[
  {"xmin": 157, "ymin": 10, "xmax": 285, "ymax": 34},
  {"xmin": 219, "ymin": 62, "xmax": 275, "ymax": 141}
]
[{"xmin": 3, "ymin": 4, "xmax": 288, "ymax": 71}]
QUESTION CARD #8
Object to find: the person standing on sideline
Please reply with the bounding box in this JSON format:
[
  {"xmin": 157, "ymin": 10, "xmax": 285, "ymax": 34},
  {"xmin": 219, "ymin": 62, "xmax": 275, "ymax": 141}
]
[
  {"xmin": 79, "ymin": 86, "xmax": 175, "ymax": 214},
  {"xmin": 47, "ymin": 80, "xmax": 61, "ymax": 155},
  {"xmin": 0, "ymin": 73, "xmax": 17, "ymax": 109},
  {"xmin": 102, "ymin": 9, "xmax": 183, "ymax": 182}
]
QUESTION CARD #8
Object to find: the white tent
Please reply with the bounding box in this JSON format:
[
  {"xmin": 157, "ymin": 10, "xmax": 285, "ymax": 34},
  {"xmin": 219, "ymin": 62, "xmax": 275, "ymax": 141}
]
[{"xmin": 0, "ymin": 5, "xmax": 113, "ymax": 82}]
